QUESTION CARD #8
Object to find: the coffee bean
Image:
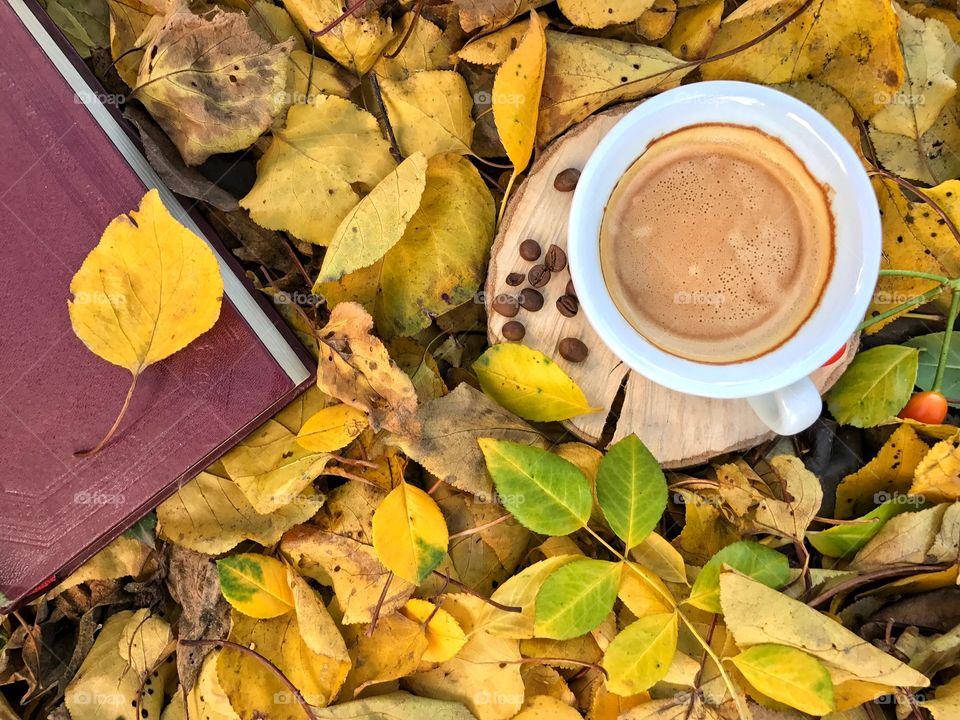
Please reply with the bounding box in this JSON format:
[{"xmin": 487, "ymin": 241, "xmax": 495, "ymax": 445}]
[
  {"xmin": 519, "ymin": 238, "xmax": 541, "ymax": 261},
  {"xmin": 528, "ymin": 263, "xmax": 551, "ymax": 288},
  {"xmin": 505, "ymin": 272, "xmax": 524, "ymax": 286},
  {"xmin": 553, "ymin": 168, "xmax": 581, "ymax": 192},
  {"xmin": 502, "ymin": 320, "xmax": 525, "ymax": 341},
  {"xmin": 519, "ymin": 287, "xmax": 544, "ymax": 312},
  {"xmin": 556, "ymin": 294, "xmax": 579, "ymax": 317},
  {"xmin": 545, "ymin": 244, "xmax": 567, "ymax": 272},
  {"xmin": 492, "ymin": 294, "xmax": 519, "ymax": 318},
  {"xmin": 559, "ymin": 337, "xmax": 588, "ymax": 362},
  {"xmin": 565, "ymin": 279, "xmax": 576, "ymax": 297}
]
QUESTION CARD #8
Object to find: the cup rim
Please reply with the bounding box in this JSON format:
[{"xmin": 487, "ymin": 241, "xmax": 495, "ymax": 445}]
[{"xmin": 568, "ymin": 81, "xmax": 881, "ymax": 400}]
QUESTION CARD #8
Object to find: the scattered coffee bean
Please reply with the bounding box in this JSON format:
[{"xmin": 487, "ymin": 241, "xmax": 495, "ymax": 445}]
[
  {"xmin": 492, "ymin": 294, "xmax": 519, "ymax": 318},
  {"xmin": 553, "ymin": 168, "xmax": 581, "ymax": 192},
  {"xmin": 519, "ymin": 287, "xmax": 544, "ymax": 312},
  {"xmin": 565, "ymin": 279, "xmax": 576, "ymax": 297},
  {"xmin": 545, "ymin": 244, "xmax": 567, "ymax": 272},
  {"xmin": 519, "ymin": 238, "xmax": 541, "ymax": 261},
  {"xmin": 559, "ymin": 337, "xmax": 588, "ymax": 362},
  {"xmin": 528, "ymin": 263, "xmax": 551, "ymax": 288},
  {"xmin": 505, "ymin": 272, "xmax": 524, "ymax": 286},
  {"xmin": 556, "ymin": 294, "xmax": 579, "ymax": 317},
  {"xmin": 502, "ymin": 320, "xmax": 525, "ymax": 341}
]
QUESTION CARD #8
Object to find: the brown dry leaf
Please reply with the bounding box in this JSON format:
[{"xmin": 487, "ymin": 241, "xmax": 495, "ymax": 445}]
[
  {"xmin": 316, "ymin": 302, "xmax": 420, "ymax": 436},
  {"xmin": 388, "ymin": 383, "xmax": 548, "ymax": 496},
  {"xmin": 157, "ymin": 471, "xmax": 323, "ymax": 554},
  {"xmin": 751, "ymin": 455, "xmax": 823, "ymax": 541},
  {"xmin": 339, "ymin": 612, "xmax": 428, "ymax": 698},
  {"xmin": 389, "ymin": 338, "xmax": 448, "ymax": 402},
  {"xmin": 132, "ymin": 5, "xmax": 293, "ymax": 165},
  {"xmin": 450, "ymin": 0, "xmax": 551, "ymax": 33},
  {"xmin": 240, "ymin": 96, "xmax": 396, "ymax": 247},
  {"xmin": 434, "ymin": 483, "xmax": 530, "ymax": 596},
  {"xmin": 929, "ymin": 501, "xmax": 960, "ymax": 562},
  {"xmin": 849, "ymin": 503, "xmax": 948, "ymax": 569},
  {"xmin": 280, "ymin": 481, "xmax": 416, "ymax": 624},
  {"xmin": 719, "ymin": 573, "xmax": 930, "ymax": 690},
  {"xmin": 911, "ymin": 430, "xmax": 960, "ymax": 502},
  {"xmin": 283, "ymin": 0, "xmax": 394, "ymax": 73},
  {"xmin": 538, "ymin": 31, "xmax": 691, "ymax": 143},
  {"xmin": 700, "ymin": 0, "xmax": 904, "ymax": 119},
  {"xmin": 835, "ymin": 424, "xmax": 930, "ymax": 518}
]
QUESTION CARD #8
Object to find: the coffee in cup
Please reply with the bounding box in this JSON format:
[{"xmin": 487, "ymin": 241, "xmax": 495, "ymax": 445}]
[{"xmin": 598, "ymin": 123, "xmax": 834, "ymax": 365}]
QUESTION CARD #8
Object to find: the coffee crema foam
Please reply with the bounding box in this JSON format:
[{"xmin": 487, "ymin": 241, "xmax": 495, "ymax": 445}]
[{"xmin": 599, "ymin": 123, "xmax": 834, "ymax": 364}]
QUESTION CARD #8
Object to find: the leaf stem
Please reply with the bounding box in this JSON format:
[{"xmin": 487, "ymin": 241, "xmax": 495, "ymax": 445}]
[
  {"xmin": 933, "ymin": 288, "xmax": 960, "ymax": 392},
  {"xmin": 878, "ymin": 268, "xmax": 952, "ymax": 284},
  {"xmin": 858, "ymin": 283, "xmax": 949, "ymax": 331},
  {"xmin": 584, "ymin": 528, "xmax": 748, "ymax": 720},
  {"xmin": 75, "ymin": 372, "xmax": 139, "ymax": 456}
]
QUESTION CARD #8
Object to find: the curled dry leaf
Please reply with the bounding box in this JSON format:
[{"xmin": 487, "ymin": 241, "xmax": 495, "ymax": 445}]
[
  {"xmin": 317, "ymin": 153, "xmax": 496, "ymax": 339},
  {"xmin": 133, "ymin": 5, "xmax": 293, "ymax": 166},
  {"xmin": 240, "ymin": 96, "xmax": 396, "ymax": 246},
  {"xmin": 315, "ymin": 302, "xmax": 420, "ymax": 436},
  {"xmin": 700, "ymin": 0, "xmax": 904, "ymax": 119},
  {"xmin": 68, "ymin": 189, "xmax": 223, "ymax": 454},
  {"xmin": 450, "ymin": 0, "xmax": 550, "ymax": 33}
]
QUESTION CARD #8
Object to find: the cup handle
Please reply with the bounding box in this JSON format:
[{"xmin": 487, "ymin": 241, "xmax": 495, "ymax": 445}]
[{"xmin": 746, "ymin": 377, "xmax": 823, "ymax": 436}]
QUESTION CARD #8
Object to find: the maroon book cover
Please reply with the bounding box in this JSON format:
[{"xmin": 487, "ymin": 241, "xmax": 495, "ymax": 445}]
[{"xmin": 0, "ymin": 0, "xmax": 314, "ymax": 610}]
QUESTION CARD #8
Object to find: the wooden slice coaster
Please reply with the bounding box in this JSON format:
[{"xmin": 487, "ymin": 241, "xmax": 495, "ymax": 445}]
[{"xmin": 485, "ymin": 103, "xmax": 857, "ymax": 468}]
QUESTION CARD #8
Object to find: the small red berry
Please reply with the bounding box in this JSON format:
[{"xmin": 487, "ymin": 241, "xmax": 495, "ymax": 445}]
[
  {"xmin": 898, "ymin": 391, "xmax": 949, "ymax": 424},
  {"xmin": 822, "ymin": 345, "xmax": 846, "ymax": 367}
]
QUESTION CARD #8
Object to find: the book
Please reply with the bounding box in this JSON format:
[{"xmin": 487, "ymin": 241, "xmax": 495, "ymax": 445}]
[{"xmin": 0, "ymin": 0, "xmax": 315, "ymax": 610}]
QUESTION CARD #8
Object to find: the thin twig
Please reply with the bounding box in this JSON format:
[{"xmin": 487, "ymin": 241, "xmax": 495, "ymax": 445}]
[
  {"xmin": 431, "ymin": 571, "xmax": 522, "ymax": 613},
  {"xmin": 383, "ymin": 0, "xmax": 426, "ymax": 59},
  {"xmin": 806, "ymin": 565, "xmax": 949, "ymax": 608},
  {"xmin": 367, "ymin": 573, "xmax": 394, "ymax": 638},
  {"xmin": 311, "ymin": 0, "xmax": 367, "ymax": 37},
  {"xmin": 368, "ymin": 73, "xmax": 402, "ymax": 162},
  {"xmin": 328, "ymin": 453, "xmax": 380, "ymax": 469},
  {"xmin": 449, "ymin": 514, "xmax": 513, "ymax": 539}
]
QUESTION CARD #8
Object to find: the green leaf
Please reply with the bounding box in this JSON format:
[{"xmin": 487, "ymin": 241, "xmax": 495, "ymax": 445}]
[
  {"xmin": 472, "ymin": 343, "xmax": 597, "ymax": 421},
  {"xmin": 807, "ymin": 501, "xmax": 914, "ymax": 558},
  {"xmin": 904, "ymin": 331, "xmax": 960, "ymax": 400},
  {"xmin": 216, "ymin": 553, "xmax": 295, "ymax": 619},
  {"xmin": 686, "ymin": 541, "xmax": 790, "ymax": 614},
  {"xmin": 601, "ymin": 612, "xmax": 678, "ymax": 695},
  {"xmin": 596, "ymin": 434, "xmax": 667, "ymax": 549},
  {"xmin": 826, "ymin": 345, "xmax": 919, "ymax": 427},
  {"xmin": 729, "ymin": 644, "xmax": 835, "ymax": 716},
  {"xmin": 534, "ymin": 559, "xmax": 620, "ymax": 639},
  {"xmin": 478, "ymin": 439, "xmax": 592, "ymax": 535}
]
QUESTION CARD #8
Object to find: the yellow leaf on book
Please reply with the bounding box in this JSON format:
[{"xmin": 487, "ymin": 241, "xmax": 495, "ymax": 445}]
[{"xmin": 69, "ymin": 188, "xmax": 222, "ymax": 454}]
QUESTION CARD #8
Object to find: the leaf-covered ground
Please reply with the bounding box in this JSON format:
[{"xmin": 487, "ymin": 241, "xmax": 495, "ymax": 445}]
[{"xmin": 5, "ymin": 0, "xmax": 960, "ymax": 718}]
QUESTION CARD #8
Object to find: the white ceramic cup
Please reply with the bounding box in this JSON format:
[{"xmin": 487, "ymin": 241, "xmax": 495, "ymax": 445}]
[{"xmin": 568, "ymin": 81, "xmax": 881, "ymax": 436}]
